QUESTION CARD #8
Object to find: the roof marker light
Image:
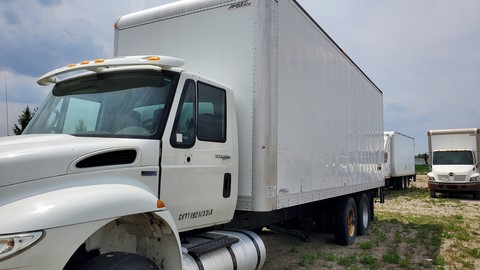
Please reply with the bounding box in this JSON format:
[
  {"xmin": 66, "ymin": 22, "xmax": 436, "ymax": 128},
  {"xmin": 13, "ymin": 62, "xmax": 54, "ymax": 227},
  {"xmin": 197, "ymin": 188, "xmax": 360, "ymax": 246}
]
[
  {"xmin": 37, "ymin": 55, "xmax": 185, "ymax": 86},
  {"xmin": 148, "ymin": 56, "xmax": 160, "ymax": 61}
]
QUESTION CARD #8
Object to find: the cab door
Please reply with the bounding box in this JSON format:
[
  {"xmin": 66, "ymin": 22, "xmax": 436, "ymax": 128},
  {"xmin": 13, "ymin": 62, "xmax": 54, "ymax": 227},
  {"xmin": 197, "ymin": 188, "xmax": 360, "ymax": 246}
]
[{"xmin": 160, "ymin": 73, "xmax": 237, "ymax": 232}]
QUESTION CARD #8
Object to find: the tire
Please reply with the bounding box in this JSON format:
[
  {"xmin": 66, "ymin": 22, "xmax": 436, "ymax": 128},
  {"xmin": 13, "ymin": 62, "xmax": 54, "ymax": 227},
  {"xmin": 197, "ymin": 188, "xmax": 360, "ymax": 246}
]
[
  {"xmin": 429, "ymin": 190, "xmax": 436, "ymax": 198},
  {"xmin": 393, "ymin": 178, "xmax": 402, "ymax": 190},
  {"xmin": 356, "ymin": 193, "xmax": 370, "ymax": 236},
  {"xmin": 369, "ymin": 192, "xmax": 375, "ymax": 222},
  {"xmin": 473, "ymin": 192, "xmax": 480, "ymax": 200},
  {"xmin": 333, "ymin": 196, "xmax": 357, "ymax": 246},
  {"xmin": 82, "ymin": 252, "xmax": 159, "ymax": 270}
]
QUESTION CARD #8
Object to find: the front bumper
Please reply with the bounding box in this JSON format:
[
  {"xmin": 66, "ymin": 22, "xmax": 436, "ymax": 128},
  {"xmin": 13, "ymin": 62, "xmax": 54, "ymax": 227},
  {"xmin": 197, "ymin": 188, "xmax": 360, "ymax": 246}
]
[{"xmin": 428, "ymin": 180, "xmax": 480, "ymax": 192}]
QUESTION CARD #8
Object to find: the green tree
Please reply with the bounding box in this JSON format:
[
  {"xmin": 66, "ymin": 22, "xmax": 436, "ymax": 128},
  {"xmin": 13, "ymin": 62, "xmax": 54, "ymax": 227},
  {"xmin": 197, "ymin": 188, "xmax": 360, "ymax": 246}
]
[
  {"xmin": 75, "ymin": 118, "xmax": 87, "ymax": 133},
  {"xmin": 13, "ymin": 106, "xmax": 36, "ymax": 135}
]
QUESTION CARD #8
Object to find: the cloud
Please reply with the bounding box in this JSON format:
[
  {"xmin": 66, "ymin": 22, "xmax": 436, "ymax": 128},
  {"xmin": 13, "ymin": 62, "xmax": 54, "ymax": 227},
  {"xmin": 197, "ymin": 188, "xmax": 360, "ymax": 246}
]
[
  {"xmin": 0, "ymin": 71, "xmax": 48, "ymax": 136},
  {"xmin": 0, "ymin": 0, "xmax": 176, "ymax": 136},
  {"xmin": 1, "ymin": 0, "xmax": 478, "ymax": 154},
  {"xmin": 0, "ymin": 1, "xmax": 109, "ymax": 77},
  {"xmin": 38, "ymin": 0, "xmax": 62, "ymax": 6},
  {"xmin": 298, "ymin": 0, "xmax": 480, "ymax": 153}
]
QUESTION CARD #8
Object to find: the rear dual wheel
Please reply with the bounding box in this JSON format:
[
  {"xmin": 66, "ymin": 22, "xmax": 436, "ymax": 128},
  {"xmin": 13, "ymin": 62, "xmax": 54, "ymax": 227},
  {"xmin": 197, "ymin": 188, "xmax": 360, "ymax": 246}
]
[
  {"xmin": 356, "ymin": 193, "xmax": 370, "ymax": 236},
  {"xmin": 333, "ymin": 196, "xmax": 357, "ymax": 245},
  {"xmin": 333, "ymin": 193, "xmax": 371, "ymax": 246}
]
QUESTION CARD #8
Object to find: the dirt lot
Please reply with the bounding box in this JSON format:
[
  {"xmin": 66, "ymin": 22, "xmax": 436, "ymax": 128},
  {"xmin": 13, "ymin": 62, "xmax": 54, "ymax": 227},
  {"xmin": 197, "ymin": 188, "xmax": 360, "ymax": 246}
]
[{"xmin": 259, "ymin": 175, "xmax": 480, "ymax": 270}]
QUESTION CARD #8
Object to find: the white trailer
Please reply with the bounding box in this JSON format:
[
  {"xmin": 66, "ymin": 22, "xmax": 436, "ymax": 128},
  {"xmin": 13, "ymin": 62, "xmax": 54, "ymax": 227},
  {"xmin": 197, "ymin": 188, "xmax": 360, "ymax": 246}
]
[
  {"xmin": 427, "ymin": 128, "xmax": 480, "ymax": 198},
  {"xmin": 0, "ymin": 0, "xmax": 384, "ymax": 269},
  {"xmin": 383, "ymin": 131, "xmax": 416, "ymax": 189}
]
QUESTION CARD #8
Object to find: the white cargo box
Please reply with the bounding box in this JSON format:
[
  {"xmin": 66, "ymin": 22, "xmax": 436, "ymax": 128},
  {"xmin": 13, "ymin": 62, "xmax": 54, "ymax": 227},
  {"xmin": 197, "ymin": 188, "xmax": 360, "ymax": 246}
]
[
  {"xmin": 383, "ymin": 131, "xmax": 415, "ymax": 178},
  {"xmin": 115, "ymin": 0, "xmax": 384, "ymax": 212},
  {"xmin": 428, "ymin": 128, "xmax": 480, "ymax": 165},
  {"xmin": 428, "ymin": 128, "xmax": 480, "ymax": 152}
]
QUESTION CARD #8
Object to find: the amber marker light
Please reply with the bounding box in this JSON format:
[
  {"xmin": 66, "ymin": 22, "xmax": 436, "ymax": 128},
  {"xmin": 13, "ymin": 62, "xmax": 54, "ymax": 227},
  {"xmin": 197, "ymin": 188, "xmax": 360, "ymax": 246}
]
[
  {"xmin": 94, "ymin": 59, "xmax": 105, "ymax": 64},
  {"xmin": 157, "ymin": 199, "xmax": 166, "ymax": 208},
  {"xmin": 67, "ymin": 64, "xmax": 77, "ymax": 68},
  {"xmin": 80, "ymin": 61, "xmax": 90, "ymax": 65},
  {"xmin": 147, "ymin": 56, "xmax": 160, "ymax": 61}
]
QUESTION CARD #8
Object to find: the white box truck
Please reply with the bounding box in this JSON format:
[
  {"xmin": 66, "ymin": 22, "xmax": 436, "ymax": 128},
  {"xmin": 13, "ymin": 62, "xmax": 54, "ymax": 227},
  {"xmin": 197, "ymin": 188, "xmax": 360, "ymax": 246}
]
[
  {"xmin": 383, "ymin": 131, "xmax": 416, "ymax": 189},
  {"xmin": 0, "ymin": 0, "xmax": 384, "ymax": 269},
  {"xmin": 427, "ymin": 128, "xmax": 480, "ymax": 199}
]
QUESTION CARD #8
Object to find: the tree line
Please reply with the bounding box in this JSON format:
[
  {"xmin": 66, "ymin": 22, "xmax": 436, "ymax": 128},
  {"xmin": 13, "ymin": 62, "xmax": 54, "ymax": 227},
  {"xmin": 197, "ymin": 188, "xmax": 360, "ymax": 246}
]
[{"xmin": 12, "ymin": 105, "xmax": 36, "ymax": 135}]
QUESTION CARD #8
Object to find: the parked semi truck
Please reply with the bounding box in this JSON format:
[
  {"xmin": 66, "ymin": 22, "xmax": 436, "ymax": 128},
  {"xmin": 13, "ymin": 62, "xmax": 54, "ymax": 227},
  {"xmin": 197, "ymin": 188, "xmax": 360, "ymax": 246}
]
[
  {"xmin": 427, "ymin": 128, "xmax": 480, "ymax": 199},
  {"xmin": 0, "ymin": 0, "xmax": 384, "ymax": 269},
  {"xmin": 383, "ymin": 131, "xmax": 416, "ymax": 189}
]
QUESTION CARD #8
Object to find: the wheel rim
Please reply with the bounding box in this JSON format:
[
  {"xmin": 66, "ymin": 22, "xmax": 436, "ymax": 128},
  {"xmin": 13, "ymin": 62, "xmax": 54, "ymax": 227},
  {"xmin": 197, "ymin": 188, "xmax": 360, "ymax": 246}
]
[
  {"xmin": 348, "ymin": 209, "xmax": 355, "ymax": 236},
  {"xmin": 362, "ymin": 201, "xmax": 369, "ymax": 228}
]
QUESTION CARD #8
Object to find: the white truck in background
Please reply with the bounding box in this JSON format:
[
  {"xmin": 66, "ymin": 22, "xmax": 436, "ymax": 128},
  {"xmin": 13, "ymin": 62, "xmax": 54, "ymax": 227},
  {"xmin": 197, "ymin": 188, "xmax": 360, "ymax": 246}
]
[
  {"xmin": 383, "ymin": 131, "xmax": 416, "ymax": 189},
  {"xmin": 0, "ymin": 0, "xmax": 384, "ymax": 269},
  {"xmin": 427, "ymin": 128, "xmax": 480, "ymax": 199}
]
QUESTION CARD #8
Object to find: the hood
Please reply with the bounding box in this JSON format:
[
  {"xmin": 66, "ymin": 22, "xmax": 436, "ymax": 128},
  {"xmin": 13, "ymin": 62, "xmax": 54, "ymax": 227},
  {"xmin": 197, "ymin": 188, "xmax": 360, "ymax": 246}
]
[
  {"xmin": 0, "ymin": 134, "xmax": 159, "ymax": 188},
  {"xmin": 431, "ymin": 164, "xmax": 476, "ymax": 175}
]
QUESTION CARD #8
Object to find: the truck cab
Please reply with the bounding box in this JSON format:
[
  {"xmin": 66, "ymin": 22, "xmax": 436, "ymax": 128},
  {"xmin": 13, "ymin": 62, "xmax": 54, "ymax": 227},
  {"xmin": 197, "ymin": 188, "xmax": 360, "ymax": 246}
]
[
  {"xmin": 427, "ymin": 129, "xmax": 480, "ymax": 199},
  {"xmin": 428, "ymin": 150, "xmax": 479, "ymax": 196},
  {"xmin": 0, "ymin": 56, "xmax": 251, "ymax": 269}
]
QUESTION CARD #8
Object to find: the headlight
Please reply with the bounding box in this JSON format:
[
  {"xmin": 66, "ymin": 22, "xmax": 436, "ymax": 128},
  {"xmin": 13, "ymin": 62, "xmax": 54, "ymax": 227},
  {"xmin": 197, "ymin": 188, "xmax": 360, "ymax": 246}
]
[
  {"xmin": 470, "ymin": 176, "xmax": 480, "ymax": 182},
  {"xmin": 0, "ymin": 231, "xmax": 44, "ymax": 261}
]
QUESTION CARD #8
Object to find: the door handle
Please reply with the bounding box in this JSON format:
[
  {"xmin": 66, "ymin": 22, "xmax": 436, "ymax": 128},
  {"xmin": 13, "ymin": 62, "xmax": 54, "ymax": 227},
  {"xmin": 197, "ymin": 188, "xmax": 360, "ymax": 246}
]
[{"xmin": 223, "ymin": 173, "xmax": 231, "ymax": 198}]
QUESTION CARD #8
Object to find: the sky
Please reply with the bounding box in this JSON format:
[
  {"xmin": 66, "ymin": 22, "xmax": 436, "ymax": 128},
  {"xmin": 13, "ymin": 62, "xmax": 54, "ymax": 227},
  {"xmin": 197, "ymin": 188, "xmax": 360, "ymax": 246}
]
[{"xmin": 1, "ymin": 0, "xmax": 479, "ymax": 154}]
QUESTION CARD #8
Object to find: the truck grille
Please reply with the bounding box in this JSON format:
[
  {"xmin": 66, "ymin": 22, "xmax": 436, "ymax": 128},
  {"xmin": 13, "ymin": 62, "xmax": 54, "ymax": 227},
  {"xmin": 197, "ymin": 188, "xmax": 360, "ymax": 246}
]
[
  {"xmin": 437, "ymin": 174, "xmax": 467, "ymax": 181},
  {"xmin": 438, "ymin": 175, "xmax": 450, "ymax": 181}
]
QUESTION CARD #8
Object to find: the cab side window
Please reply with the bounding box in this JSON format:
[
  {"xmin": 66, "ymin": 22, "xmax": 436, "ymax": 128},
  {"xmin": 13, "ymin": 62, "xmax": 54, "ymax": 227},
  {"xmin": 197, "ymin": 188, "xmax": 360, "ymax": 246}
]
[
  {"xmin": 197, "ymin": 82, "xmax": 226, "ymax": 142},
  {"xmin": 171, "ymin": 80, "xmax": 196, "ymax": 148},
  {"xmin": 171, "ymin": 80, "xmax": 226, "ymax": 148}
]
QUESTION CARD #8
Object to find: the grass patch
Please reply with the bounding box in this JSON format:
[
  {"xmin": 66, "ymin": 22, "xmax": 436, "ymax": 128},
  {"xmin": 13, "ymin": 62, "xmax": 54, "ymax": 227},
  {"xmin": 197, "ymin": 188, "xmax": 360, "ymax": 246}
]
[
  {"xmin": 376, "ymin": 183, "xmax": 480, "ymax": 270},
  {"xmin": 298, "ymin": 251, "xmax": 320, "ymax": 267},
  {"xmin": 320, "ymin": 252, "xmax": 337, "ymax": 262},
  {"xmin": 360, "ymin": 254, "xmax": 378, "ymax": 268},
  {"xmin": 358, "ymin": 241, "xmax": 376, "ymax": 250},
  {"xmin": 415, "ymin": 164, "xmax": 429, "ymax": 175},
  {"xmin": 382, "ymin": 251, "xmax": 401, "ymax": 264},
  {"xmin": 337, "ymin": 254, "xmax": 356, "ymax": 268}
]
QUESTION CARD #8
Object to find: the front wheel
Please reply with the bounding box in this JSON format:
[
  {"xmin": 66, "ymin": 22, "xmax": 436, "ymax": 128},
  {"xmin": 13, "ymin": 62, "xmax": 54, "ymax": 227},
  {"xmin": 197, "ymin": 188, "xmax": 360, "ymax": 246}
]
[
  {"xmin": 429, "ymin": 190, "xmax": 437, "ymax": 198},
  {"xmin": 82, "ymin": 252, "xmax": 159, "ymax": 270},
  {"xmin": 333, "ymin": 196, "xmax": 357, "ymax": 246}
]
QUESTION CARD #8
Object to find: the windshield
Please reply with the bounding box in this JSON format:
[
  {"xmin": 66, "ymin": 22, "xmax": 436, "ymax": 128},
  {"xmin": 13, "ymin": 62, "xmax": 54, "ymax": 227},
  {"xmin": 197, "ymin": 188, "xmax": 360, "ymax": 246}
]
[
  {"xmin": 432, "ymin": 150, "xmax": 474, "ymax": 165},
  {"xmin": 24, "ymin": 70, "xmax": 179, "ymax": 138}
]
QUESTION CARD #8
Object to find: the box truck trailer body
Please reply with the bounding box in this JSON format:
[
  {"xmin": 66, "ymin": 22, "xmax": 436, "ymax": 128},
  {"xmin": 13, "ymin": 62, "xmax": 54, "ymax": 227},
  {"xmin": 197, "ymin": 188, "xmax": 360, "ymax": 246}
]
[
  {"xmin": 0, "ymin": 0, "xmax": 384, "ymax": 269},
  {"xmin": 115, "ymin": 0, "xmax": 384, "ymax": 216},
  {"xmin": 383, "ymin": 131, "xmax": 416, "ymax": 189},
  {"xmin": 427, "ymin": 128, "xmax": 480, "ymax": 198}
]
